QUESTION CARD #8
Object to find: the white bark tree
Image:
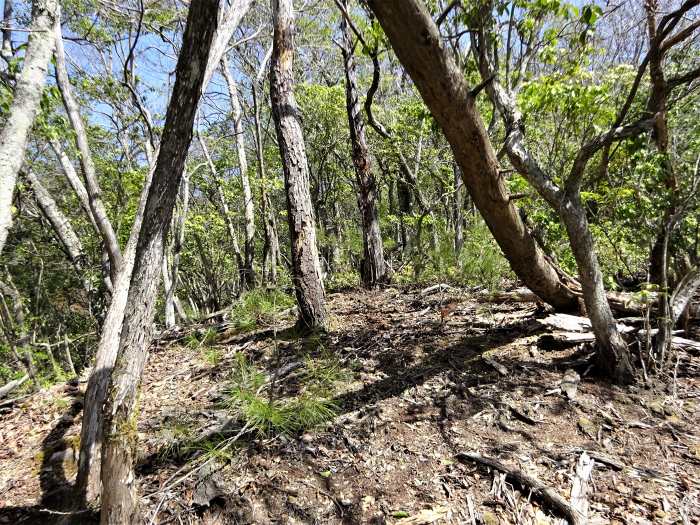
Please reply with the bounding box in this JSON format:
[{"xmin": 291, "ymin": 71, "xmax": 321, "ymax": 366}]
[{"xmin": 0, "ymin": 0, "xmax": 59, "ymax": 255}]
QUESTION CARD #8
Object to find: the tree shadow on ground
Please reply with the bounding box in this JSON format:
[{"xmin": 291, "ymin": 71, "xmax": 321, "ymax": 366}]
[{"xmin": 0, "ymin": 377, "xmax": 100, "ymax": 524}]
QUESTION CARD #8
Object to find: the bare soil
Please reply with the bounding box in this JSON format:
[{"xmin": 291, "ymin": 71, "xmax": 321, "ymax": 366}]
[{"xmin": 1, "ymin": 286, "xmax": 698, "ymax": 524}]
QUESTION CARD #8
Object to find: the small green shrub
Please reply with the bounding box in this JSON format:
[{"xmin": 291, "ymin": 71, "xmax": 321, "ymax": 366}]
[
  {"xmin": 225, "ymin": 353, "xmax": 340, "ymax": 436},
  {"xmin": 185, "ymin": 327, "xmax": 218, "ymax": 349},
  {"xmin": 202, "ymin": 347, "xmax": 222, "ymax": 366},
  {"xmin": 229, "ymin": 289, "xmax": 296, "ymax": 332}
]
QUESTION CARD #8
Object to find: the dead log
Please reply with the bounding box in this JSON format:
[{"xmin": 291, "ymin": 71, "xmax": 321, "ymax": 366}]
[
  {"xmin": 671, "ymin": 336, "xmax": 700, "ymax": 353},
  {"xmin": 539, "ymin": 332, "xmax": 595, "ymax": 349},
  {"xmin": 0, "ymin": 374, "xmax": 29, "ymax": 399},
  {"xmin": 456, "ymin": 451, "xmax": 585, "ymax": 525}
]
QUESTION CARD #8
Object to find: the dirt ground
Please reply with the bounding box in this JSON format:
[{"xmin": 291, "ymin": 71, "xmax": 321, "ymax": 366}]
[{"xmin": 1, "ymin": 286, "xmax": 698, "ymax": 524}]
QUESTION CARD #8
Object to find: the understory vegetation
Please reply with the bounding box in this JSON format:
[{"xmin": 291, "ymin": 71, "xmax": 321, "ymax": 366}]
[{"xmin": 0, "ymin": 0, "xmax": 698, "ymax": 522}]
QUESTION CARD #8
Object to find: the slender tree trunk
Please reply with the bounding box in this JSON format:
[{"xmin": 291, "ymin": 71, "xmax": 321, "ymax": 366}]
[
  {"xmin": 0, "ymin": 0, "xmax": 59, "ymax": 255},
  {"xmin": 62, "ymin": 330, "xmax": 76, "ymax": 376},
  {"xmin": 0, "ymin": 278, "xmax": 38, "ymax": 387},
  {"xmin": 197, "ymin": 130, "xmax": 246, "ymax": 287},
  {"xmin": 365, "ymin": 0, "xmax": 578, "ymax": 312},
  {"xmin": 221, "ymin": 56, "xmax": 256, "ymax": 289},
  {"xmin": 163, "ymin": 171, "xmax": 190, "ymax": 327},
  {"xmin": 339, "ymin": 6, "xmax": 388, "ymax": 287},
  {"xmin": 644, "ymin": 2, "xmax": 677, "ymax": 364},
  {"xmin": 560, "ymin": 196, "xmax": 634, "ymax": 380},
  {"xmin": 270, "ymin": 0, "xmax": 327, "ymax": 330},
  {"xmin": 467, "ymin": 11, "xmax": 634, "ymax": 382},
  {"xmin": 54, "ymin": 18, "xmax": 122, "ymax": 283},
  {"xmin": 100, "ymin": 3, "xmax": 218, "ymax": 522},
  {"xmin": 0, "ymin": 0, "xmax": 13, "ymax": 65},
  {"xmin": 23, "ymin": 169, "xmax": 91, "ymax": 292},
  {"xmin": 48, "ymin": 137, "xmax": 100, "ymax": 234},
  {"xmin": 161, "ymin": 255, "xmax": 176, "ymax": 328},
  {"xmin": 453, "ymin": 162, "xmax": 464, "ymax": 260},
  {"xmin": 252, "ymin": 83, "xmax": 279, "ymax": 284},
  {"xmin": 75, "ymin": 163, "xmax": 154, "ymax": 504}
]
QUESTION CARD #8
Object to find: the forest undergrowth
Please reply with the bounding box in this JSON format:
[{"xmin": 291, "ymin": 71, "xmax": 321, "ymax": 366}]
[{"xmin": 0, "ymin": 285, "xmax": 698, "ymax": 524}]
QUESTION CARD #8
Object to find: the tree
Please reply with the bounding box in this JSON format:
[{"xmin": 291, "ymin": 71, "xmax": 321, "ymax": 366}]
[
  {"xmin": 338, "ymin": 0, "xmax": 388, "ymax": 287},
  {"xmin": 54, "ymin": 17, "xmax": 123, "ymax": 285},
  {"xmin": 76, "ymin": 0, "xmax": 254, "ymax": 501},
  {"xmin": 99, "ymin": 1, "xmax": 220, "ymax": 521},
  {"xmin": 0, "ymin": 0, "xmax": 59, "ymax": 255},
  {"xmin": 364, "ymin": 0, "xmax": 578, "ymax": 312},
  {"xmin": 270, "ymin": 0, "xmax": 328, "ymax": 330},
  {"xmin": 221, "ymin": 55, "xmax": 256, "ymax": 289}
]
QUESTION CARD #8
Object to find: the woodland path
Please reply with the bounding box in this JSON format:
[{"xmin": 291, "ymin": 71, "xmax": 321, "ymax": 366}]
[{"xmin": 0, "ymin": 286, "xmax": 698, "ymax": 524}]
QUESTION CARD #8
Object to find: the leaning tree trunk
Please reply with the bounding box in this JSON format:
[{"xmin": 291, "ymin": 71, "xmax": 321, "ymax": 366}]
[
  {"xmin": 339, "ymin": 6, "xmax": 388, "ymax": 287},
  {"xmin": 365, "ymin": 0, "xmax": 578, "ymax": 312},
  {"xmin": 270, "ymin": 0, "xmax": 327, "ymax": 330},
  {"xmin": 54, "ymin": 17, "xmax": 123, "ymax": 284},
  {"xmin": 23, "ymin": 169, "xmax": 91, "ymax": 293},
  {"xmin": 221, "ymin": 56, "xmax": 256, "ymax": 289},
  {"xmin": 0, "ymin": 0, "xmax": 59, "ymax": 255},
  {"xmin": 99, "ymin": 2, "xmax": 219, "ymax": 522},
  {"xmin": 74, "ymin": 163, "xmax": 154, "ymax": 505},
  {"xmin": 49, "ymin": 137, "xmax": 100, "ymax": 234}
]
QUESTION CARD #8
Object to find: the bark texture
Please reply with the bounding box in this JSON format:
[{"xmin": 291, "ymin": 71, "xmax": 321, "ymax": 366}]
[
  {"xmin": 75, "ymin": 163, "xmax": 154, "ymax": 504},
  {"xmin": 365, "ymin": 0, "xmax": 578, "ymax": 312},
  {"xmin": 0, "ymin": 0, "xmax": 59, "ymax": 255},
  {"xmin": 99, "ymin": 2, "xmax": 218, "ymax": 521},
  {"xmin": 270, "ymin": 0, "xmax": 327, "ymax": 330},
  {"xmin": 340, "ymin": 7, "xmax": 388, "ymax": 287}
]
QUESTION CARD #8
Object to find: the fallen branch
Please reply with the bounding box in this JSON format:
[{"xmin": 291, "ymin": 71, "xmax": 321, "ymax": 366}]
[
  {"xmin": 456, "ymin": 452, "xmax": 585, "ymax": 525},
  {"xmin": 0, "ymin": 374, "xmax": 29, "ymax": 399}
]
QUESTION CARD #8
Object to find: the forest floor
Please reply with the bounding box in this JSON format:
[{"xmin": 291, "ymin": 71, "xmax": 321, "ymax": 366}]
[{"xmin": 0, "ymin": 285, "xmax": 699, "ymax": 524}]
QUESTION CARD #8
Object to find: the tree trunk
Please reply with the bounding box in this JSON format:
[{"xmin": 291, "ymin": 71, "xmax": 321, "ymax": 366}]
[
  {"xmin": 75, "ymin": 165, "xmax": 154, "ymax": 505},
  {"xmin": 23, "ymin": 169, "xmax": 91, "ymax": 292},
  {"xmin": 453, "ymin": 161, "xmax": 464, "ymax": 259},
  {"xmin": 466, "ymin": 12, "xmax": 635, "ymax": 382},
  {"xmin": 197, "ymin": 130, "xmax": 246, "ymax": 287},
  {"xmin": 49, "ymin": 137, "xmax": 100, "ymax": 234},
  {"xmin": 221, "ymin": 56, "xmax": 256, "ymax": 289},
  {"xmin": 270, "ymin": 0, "xmax": 327, "ymax": 330},
  {"xmin": 100, "ymin": 2, "xmax": 218, "ymax": 522},
  {"xmin": 644, "ymin": 2, "xmax": 677, "ymax": 364},
  {"xmin": 365, "ymin": 0, "xmax": 577, "ymax": 312},
  {"xmin": 162, "ymin": 171, "xmax": 190, "ymax": 328},
  {"xmin": 252, "ymin": 83, "xmax": 279, "ymax": 284},
  {"xmin": 54, "ymin": 18, "xmax": 122, "ymax": 284},
  {"xmin": 0, "ymin": 0, "xmax": 59, "ymax": 255},
  {"xmin": 560, "ymin": 197, "xmax": 634, "ymax": 382},
  {"xmin": 339, "ymin": 6, "xmax": 388, "ymax": 287}
]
